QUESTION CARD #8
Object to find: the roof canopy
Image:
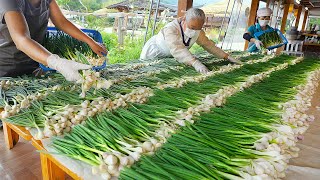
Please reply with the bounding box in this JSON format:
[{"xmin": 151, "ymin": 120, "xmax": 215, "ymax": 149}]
[
  {"xmin": 301, "ymin": 0, "xmax": 320, "ymax": 10},
  {"xmin": 106, "ymin": 0, "xmax": 177, "ymax": 11},
  {"xmin": 106, "ymin": 0, "xmax": 218, "ymax": 12}
]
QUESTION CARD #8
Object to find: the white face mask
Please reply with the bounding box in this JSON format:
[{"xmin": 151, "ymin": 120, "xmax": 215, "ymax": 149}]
[
  {"xmin": 259, "ymin": 20, "xmax": 270, "ymax": 27},
  {"xmin": 184, "ymin": 28, "xmax": 200, "ymax": 38}
]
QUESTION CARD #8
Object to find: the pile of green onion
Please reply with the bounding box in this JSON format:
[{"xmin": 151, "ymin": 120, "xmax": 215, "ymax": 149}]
[
  {"xmin": 258, "ymin": 30, "xmax": 283, "ymax": 49},
  {"xmin": 2, "ymin": 52, "xmax": 319, "ymax": 180}
]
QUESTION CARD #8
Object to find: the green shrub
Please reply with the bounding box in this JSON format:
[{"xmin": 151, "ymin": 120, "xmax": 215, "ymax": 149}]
[
  {"xmin": 101, "ymin": 32, "xmax": 118, "ymax": 50},
  {"xmin": 84, "ymin": 16, "xmax": 114, "ymax": 31},
  {"xmin": 108, "ymin": 37, "xmax": 144, "ymax": 64},
  {"xmin": 103, "ymin": 21, "xmax": 166, "ymax": 64}
]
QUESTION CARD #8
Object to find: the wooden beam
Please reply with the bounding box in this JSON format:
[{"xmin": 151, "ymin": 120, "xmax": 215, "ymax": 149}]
[
  {"xmin": 244, "ymin": 0, "xmax": 259, "ymax": 50},
  {"xmin": 301, "ymin": 10, "xmax": 309, "ymax": 31},
  {"xmin": 276, "ymin": 3, "xmax": 291, "ymax": 54},
  {"xmin": 3, "ymin": 122, "xmax": 20, "ymax": 149},
  {"xmin": 40, "ymin": 153, "xmax": 66, "ymax": 180},
  {"xmin": 295, "ymin": 5, "xmax": 303, "ymax": 27},
  {"xmin": 280, "ymin": 4, "xmax": 290, "ymax": 33},
  {"xmin": 32, "ymin": 139, "xmax": 82, "ymax": 180},
  {"xmin": 288, "ymin": 3, "xmax": 294, "ymax": 13},
  {"xmin": 177, "ymin": 0, "xmax": 193, "ymax": 17}
]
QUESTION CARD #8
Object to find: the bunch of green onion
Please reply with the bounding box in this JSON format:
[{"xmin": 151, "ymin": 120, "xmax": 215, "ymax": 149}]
[
  {"xmin": 258, "ymin": 30, "xmax": 283, "ymax": 49},
  {"xmin": 120, "ymin": 57, "xmax": 320, "ymax": 180},
  {"xmin": 47, "ymin": 55, "xmax": 299, "ymax": 179}
]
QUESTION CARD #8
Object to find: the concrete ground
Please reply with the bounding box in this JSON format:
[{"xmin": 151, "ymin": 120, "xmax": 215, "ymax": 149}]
[{"xmin": 284, "ymin": 82, "xmax": 320, "ymax": 180}]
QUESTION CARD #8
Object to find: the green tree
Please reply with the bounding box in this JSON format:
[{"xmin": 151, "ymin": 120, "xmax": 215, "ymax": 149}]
[
  {"xmin": 309, "ymin": 17, "xmax": 320, "ymax": 26},
  {"xmin": 56, "ymin": 0, "xmax": 103, "ymax": 12},
  {"xmin": 84, "ymin": 15, "xmax": 114, "ymax": 30}
]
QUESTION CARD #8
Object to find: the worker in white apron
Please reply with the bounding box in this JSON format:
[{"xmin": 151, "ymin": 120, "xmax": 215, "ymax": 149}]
[
  {"xmin": 0, "ymin": 0, "xmax": 107, "ymax": 81},
  {"xmin": 140, "ymin": 8, "xmax": 242, "ymax": 74}
]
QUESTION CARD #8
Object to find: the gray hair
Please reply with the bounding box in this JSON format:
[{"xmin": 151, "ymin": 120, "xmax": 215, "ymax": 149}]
[{"xmin": 185, "ymin": 8, "xmax": 206, "ymax": 22}]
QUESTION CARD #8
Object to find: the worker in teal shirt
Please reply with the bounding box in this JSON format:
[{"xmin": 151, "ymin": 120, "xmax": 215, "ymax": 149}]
[{"xmin": 243, "ymin": 8, "xmax": 273, "ymax": 52}]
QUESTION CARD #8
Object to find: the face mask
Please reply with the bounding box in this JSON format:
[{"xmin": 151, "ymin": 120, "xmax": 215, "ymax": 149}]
[
  {"xmin": 184, "ymin": 28, "xmax": 200, "ymax": 38},
  {"xmin": 259, "ymin": 20, "xmax": 270, "ymax": 27}
]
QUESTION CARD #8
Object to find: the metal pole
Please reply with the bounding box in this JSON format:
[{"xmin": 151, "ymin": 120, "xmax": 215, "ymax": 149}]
[
  {"xmin": 118, "ymin": 16, "xmax": 124, "ymax": 46},
  {"xmin": 210, "ymin": 15, "xmax": 214, "ymax": 30},
  {"xmin": 269, "ymin": 1, "xmax": 276, "ymax": 27},
  {"xmin": 143, "ymin": 0, "xmax": 154, "ymax": 45},
  {"xmin": 132, "ymin": 14, "xmax": 136, "ymax": 41},
  {"xmin": 228, "ymin": 0, "xmax": 243, "ymax": 50},
  {"xmin": 151, "ymin": 0, "xmax": 161, "ymax": 37},
  {"xmin": 220, "ymin": 0, "xmax": 236, "ymax": 49},
  {"xmin": 274, "ymin": 1, "xmax": 281, "ymax": 29},
  {"xmin": 218, "ymin": 0, "xmax": 231, "ymax": 43}
]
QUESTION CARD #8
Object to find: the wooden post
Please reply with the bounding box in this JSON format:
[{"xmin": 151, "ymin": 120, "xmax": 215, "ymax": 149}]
[
  {"xmin": 279, "ymin": 4, "xmax": 290, "ymax": 34},
  {"xmin": 295, "ymin": 5, "xmax": 303, "ymax": 28},
  {"xmin": 3, "ymin": 122, "xmax": 19, "ymax": 149},
  {"xmin": 118, "ymin": 16, "xmax": 124, "ymax": 46},
  {"xmin": 244, "ymin": 0, "xmax": 259, "ymax": 50},
  {"xmin": 276, "ymin": 3, "xmax": 291, "ymax": 54},
  {"xmin": 177, "ymin": 0, "xmax": 193, "ymax": 17},
  {"xmin": 301, "ymin": 10, "xmax": 309, "ymax": 31},
  {"xmin": 288, "ymin": 3, "xmax": 294, "ymax": 13},
  {"xmin": 32, "ymin": 139, "xmax": 81, "ymax": 180},
  {"xmin": 266, "ymin": 0, "xmax": 271, "ymax": 8},
  {"xmin": 40, "ymin": 153, "xmax": 65, "ymax": 180}
]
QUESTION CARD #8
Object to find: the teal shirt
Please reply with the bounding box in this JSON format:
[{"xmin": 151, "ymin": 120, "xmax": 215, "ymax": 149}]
[{"xmin": 247, "ymin": 23, "xmax": 273, "ymax": 52}]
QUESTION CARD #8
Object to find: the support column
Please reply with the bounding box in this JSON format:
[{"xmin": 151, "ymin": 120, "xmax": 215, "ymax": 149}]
[
  {"xmin": 244, "ymin": 0, "xmax": 259, "ymax": 50},
  {"xmin": 301, "ymin": 10, "xmax": 309, "ymax": 31},
  {"xmin": 40, "ymin": 153, "xmax": 66, "ymax": 180},
  {"xmin": 3, "ymin": 122, "xmax": 19, "ymax": 149},
  {"xmin": 266, "ymin": 0, "xmax": 272, "ymax": 8},
  {"xmin": 177, "ymin": 0, "xmax": 193, "ymax": 17},
  {"xmin": 294, "ymin": 5, "xmax": 303, "ymax": 28},
  {"xmin": 276, "ymin": 3, "xmax": 291, "ymax": 54}
]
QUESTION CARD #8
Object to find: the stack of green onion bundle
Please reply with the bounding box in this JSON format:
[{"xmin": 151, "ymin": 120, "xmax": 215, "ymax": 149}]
[
  {"xmin": 3, "ymin": 53, "xmax": 316, "ymax": 180},
  {"xmin": 48, "ymin": 55, "xmax": 298, "ymax": 179},
  {"xmin": 2, "ymin": 55, "xmax": 227, "ymax": 138},
  {"xmin": 2, "ymin": 51, "xmax": 317, "ymax": 180},
  {"xmin": 100, "ymin": 51, "xmax": 251, "ymax": 82},
  {"xmin": 43, "ymin": 30, "xmax": 97, "ymax": 60},
  {"xmin": 120, "ymin": 58, "xmax": 320, "ymax": 180},
  {"xmin": 258, "ymin": 30, "xmax": 283, "ymax": 49},
  {"xmin": 0, "ymin": 54, "xmax": 273, "ymax": 132},
  {"xmin": 4, "ymin": 89, "xmax": 86, "ymax": 139},
  {"xmin": 0, "ymin": 53, "xmax": 274, "ymax": 135},
  {"xmin": 43, "ymin": 31, "xmax": 106, "ymax": 67},
  {"xmin": 0, "ymin": 75, "xmax": 69, "ymax": 117}
]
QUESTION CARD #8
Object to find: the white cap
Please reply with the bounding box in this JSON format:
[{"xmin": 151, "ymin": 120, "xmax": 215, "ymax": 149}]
[{"xmin": 257, "ymin": 8, "xmax": 272, "ymax": 17}]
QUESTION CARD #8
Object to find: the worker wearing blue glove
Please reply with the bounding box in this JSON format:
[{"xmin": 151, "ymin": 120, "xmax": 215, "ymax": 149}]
[
  {"xmin": 0, "ymin": 0, "xmax": 107, "ymax": 81},
  {"xmin": 243, "ymin": 8, "xmax": 273, "ymax": 52}
]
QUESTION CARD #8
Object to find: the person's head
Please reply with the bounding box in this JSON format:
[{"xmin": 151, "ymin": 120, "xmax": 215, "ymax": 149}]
[
  {"xmin": 256, "ymin": 7, "xmax": 272, "ymax": 27},
  {"xmin": 182, "ymin": 8, "xmax": 206, "ymax": 37}
]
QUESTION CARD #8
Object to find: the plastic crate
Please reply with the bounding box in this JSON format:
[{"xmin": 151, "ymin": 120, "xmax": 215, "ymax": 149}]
[
  {"xmin": 254, "ymin": 28, "xmax": 288, "ymax": 50},
  {"xmin": 40, "ymin": 27, "xmax": 106, "ymax": 72}
]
